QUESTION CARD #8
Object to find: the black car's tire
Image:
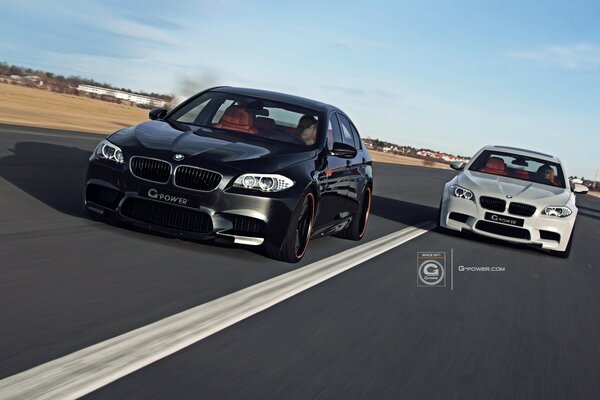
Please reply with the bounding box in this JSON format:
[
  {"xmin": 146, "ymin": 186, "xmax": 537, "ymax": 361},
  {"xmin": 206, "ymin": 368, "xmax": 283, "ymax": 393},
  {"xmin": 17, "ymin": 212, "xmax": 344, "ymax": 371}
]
[
  {"xmin": 336, "ymin": 186, "xmax": 372, "ymax": 241},
  {"xmin": 265, "ymin": 191, "xmax": 315, "ymax": 263}
]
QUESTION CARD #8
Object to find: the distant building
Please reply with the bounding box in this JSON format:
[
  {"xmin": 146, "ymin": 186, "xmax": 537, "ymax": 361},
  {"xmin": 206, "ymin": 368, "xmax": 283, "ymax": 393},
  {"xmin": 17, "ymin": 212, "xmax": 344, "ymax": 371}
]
[{"xmin": 77, "ymin": 84, "xmax": 166, "ymax": 108}]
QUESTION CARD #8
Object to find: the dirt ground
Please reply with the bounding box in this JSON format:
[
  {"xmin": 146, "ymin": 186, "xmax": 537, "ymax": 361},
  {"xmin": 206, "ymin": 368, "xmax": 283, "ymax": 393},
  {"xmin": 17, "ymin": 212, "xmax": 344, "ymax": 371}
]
[{"xmin": 0, "ymin": 83, "xmax": 148, "ymax": 134}]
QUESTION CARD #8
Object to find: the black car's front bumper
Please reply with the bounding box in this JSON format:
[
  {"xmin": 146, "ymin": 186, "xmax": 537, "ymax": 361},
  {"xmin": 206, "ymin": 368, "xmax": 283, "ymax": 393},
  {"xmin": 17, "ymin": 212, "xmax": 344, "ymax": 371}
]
[{"xmin": 84, "ymin": 158, "xmax": 301, "ymax": 247}]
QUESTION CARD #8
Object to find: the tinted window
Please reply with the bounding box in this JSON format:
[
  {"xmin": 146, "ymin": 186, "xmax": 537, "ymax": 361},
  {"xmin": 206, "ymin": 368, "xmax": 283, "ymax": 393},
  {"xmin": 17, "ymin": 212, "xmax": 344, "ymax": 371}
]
[
  {"xmin": 327, "ymin": 115, "xmax": 343, "ymax": 150},
  {"xmin": 349, "ymin": 121, "xmax": 363, "ymax": 150},
  {"xmin": 336, "ymin": 114, "xmax": 355, "ymax": 147}
]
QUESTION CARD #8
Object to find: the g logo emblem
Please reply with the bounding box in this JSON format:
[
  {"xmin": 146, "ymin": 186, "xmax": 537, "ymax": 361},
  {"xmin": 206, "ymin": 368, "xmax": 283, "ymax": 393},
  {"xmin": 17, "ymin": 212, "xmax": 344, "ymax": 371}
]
[{"xmin": 418, "ymin": 260, "xmax": 445, "ymax": 286}]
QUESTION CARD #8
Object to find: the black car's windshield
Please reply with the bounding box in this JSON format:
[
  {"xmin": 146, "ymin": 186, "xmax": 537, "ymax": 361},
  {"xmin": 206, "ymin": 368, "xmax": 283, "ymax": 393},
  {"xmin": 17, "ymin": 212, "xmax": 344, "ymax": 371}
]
[
  {"xmin": 168, "ymin": 92, "xmax": 321, "ymax": 147},
  {"xmin": 468, "ymin": 150, "xmax": 566, "ymax": 188}
]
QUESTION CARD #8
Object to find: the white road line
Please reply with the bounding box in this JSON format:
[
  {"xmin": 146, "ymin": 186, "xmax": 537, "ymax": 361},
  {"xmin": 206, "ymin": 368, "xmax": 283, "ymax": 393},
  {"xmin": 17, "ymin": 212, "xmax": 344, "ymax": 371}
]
[{"xmin": 0, "ymin": 222, "xmax": 435, "ymax": 400}]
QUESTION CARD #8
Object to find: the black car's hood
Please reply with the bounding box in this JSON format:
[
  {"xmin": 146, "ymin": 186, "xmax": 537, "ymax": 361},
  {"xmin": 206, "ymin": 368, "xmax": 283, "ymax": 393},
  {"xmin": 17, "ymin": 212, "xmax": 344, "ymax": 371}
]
[{"xmin": 109, "ymin": 121, "xmax": 315, "ymax": 171}]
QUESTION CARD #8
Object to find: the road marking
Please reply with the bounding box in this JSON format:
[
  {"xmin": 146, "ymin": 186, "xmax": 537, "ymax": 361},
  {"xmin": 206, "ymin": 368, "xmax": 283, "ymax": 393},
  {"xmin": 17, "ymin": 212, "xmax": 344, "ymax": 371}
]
[{"xmin": 0, "ymin": 222, "xmax": 435, "ymax": 400}]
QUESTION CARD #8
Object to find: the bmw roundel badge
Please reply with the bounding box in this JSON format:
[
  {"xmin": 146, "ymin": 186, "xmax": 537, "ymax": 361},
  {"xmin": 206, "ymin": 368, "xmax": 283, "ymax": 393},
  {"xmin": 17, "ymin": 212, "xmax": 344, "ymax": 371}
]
[{"xmin": 174, "ymin": 154, "xmax": 185, "ymax": 161}]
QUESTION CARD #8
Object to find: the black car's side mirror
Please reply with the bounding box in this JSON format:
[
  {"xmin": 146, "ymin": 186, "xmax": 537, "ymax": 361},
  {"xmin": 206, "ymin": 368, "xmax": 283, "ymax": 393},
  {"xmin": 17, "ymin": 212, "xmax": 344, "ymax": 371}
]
[
  {"xmin": 450, "ymin": 161, "xmax": 465, "ymax": 170},
  {"xmin": 330, "ymin": 142, "xmax": 357, "ymax": 159},
  {"xmin": 149, "ymin": 108, "xmax": 167, "ymax": 120}
]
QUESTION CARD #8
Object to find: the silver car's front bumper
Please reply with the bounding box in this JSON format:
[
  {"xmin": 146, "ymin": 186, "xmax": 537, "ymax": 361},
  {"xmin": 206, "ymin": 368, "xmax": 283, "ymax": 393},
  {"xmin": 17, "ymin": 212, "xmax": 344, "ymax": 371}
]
[{"xmin": 439, "ymin": 194, "xmax": 575, "ymax": 252}]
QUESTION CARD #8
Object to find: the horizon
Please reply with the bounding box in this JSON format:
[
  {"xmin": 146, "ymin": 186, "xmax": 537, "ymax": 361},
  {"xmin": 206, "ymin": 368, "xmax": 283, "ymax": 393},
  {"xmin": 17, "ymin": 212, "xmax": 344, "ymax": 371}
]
[{"xmin": 1, "ymin": 0, "xmax": 598, "ymax": 177}]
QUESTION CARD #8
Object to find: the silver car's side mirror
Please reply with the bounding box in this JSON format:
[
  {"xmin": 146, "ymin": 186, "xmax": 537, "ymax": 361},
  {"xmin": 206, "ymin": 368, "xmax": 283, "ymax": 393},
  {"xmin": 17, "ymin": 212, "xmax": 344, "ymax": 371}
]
[
  {"xmin": 450, "ymin": 161, "xmax": 465, "ymax": 171},
  {"xmin": 572, "ymin": 183, "xmax": 589, "ymax": 194}
]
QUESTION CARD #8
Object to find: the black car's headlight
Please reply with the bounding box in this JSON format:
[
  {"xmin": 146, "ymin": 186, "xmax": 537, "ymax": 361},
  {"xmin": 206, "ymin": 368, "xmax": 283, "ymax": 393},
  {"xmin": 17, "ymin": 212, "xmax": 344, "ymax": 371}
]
[
  {"xmin": 449, "ymin": 185, "xmax": 474, "ymax": 201},
  {"xmin": 233, "ymin": 174, "xmax": 294, "ymax": 192},
  {"xmin": 542, "ymin": 206, "xmax": 572, "ymax": 218},
  {"xmin": 94, "ymin": 140, "xmax": 124, "ymax": 164}
]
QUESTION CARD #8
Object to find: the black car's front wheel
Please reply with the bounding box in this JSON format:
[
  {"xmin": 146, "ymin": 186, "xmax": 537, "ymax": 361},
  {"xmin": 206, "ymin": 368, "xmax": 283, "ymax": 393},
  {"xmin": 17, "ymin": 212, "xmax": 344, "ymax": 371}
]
[
  {"xmin": 266, "ymin": 191, "xmax": 315, "ymax": 263},
  {"xmin": 336, "ymin": 186, "xmax": 372, "ymax": 241}
]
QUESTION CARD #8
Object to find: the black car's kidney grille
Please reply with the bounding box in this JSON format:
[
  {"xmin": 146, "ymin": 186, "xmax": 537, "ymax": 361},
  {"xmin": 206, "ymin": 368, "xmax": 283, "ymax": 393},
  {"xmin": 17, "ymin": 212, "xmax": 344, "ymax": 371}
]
[
  {"xmin": 508, "ymin": 202, "xmax": 536, "ymax": 217},
  {"xmin": 231, "ymin": 215, "xmax": 266, "ymax": 236},
  {"xmin": 475, "ymin": 220, "xmax": 531, "ymax": 240},
  {"xmin": 479, "ymin": 196, "xmax": 506, "ymax": 212},
  {"xmin": 130, "ymin": 157, "xmax": 171, "ymax": 183},
  {"xmin": 121, "ymin": 198, "xmax": 212, "ymax": 233},
  {"xmin": 174, "ymin": 166, "xmax": 221, "ymax": 191}
]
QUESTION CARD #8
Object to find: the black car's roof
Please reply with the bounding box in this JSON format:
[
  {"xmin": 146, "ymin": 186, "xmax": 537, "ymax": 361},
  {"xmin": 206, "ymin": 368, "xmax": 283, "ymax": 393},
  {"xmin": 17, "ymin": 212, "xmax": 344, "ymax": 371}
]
[{"xmin": 211, "ymin": 86, "xmax": 336, "ymax": 113}]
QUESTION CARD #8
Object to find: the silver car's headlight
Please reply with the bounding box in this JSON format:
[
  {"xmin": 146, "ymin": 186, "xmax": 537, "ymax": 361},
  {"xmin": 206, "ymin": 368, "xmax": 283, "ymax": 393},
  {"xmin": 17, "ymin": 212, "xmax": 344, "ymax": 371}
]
[
  {"xmin": 234, "ymin": 174, "xmax": 294, "ymax": 192},
  {"xmin": 542, "ymin": 206, "xmax": 572, "ymax": 218},
  {"xmin": 94, "ymin": 140, "xmax": 124, "ymax": 164},
  {"xmin": 449, "ymin": 185, "xmax": 474, "ymax": 201}
]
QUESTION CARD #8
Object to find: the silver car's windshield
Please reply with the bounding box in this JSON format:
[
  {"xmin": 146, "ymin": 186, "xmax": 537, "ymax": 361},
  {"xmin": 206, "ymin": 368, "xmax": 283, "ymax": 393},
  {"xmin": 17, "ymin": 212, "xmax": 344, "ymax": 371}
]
[{"xmin": 469, "ymin": 150, "xmax": 566, "ymax": 188}]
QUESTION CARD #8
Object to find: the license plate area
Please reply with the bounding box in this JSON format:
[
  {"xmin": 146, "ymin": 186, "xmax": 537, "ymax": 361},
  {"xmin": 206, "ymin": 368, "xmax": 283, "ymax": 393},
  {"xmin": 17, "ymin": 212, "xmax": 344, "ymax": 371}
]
[
  {"xmin": 484, "ymin": 212, "xmax": 524, "ymax": 227},
  {"xmin": 139, "ymin": 185, "xmax": 199, "ymax": 208}
]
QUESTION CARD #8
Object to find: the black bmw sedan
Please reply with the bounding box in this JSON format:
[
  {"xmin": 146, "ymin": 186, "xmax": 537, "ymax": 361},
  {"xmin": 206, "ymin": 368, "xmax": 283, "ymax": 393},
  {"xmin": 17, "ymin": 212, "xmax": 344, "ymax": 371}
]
[{"xmin": 85, "ymin": 87, "xmax": 373, "ymax": 262}]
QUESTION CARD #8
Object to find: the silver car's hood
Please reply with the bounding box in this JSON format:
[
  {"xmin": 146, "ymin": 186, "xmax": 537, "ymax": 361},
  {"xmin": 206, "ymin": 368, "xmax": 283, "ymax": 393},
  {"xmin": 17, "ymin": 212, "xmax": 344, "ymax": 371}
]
[{"xmin": 459, "ymin": 171, "xmax": 571, "ymax": 206}]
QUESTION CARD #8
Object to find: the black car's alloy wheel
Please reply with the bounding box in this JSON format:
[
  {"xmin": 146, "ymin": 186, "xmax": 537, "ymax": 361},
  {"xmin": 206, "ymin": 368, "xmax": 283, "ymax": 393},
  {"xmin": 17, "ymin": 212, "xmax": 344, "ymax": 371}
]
[
  {"xmin": 337, "ymin": 186, "xmax": 371, "ymax": 241},
  {"xmin": 268, "ymin": 191, "xmax": 315, "ymax": 263}
]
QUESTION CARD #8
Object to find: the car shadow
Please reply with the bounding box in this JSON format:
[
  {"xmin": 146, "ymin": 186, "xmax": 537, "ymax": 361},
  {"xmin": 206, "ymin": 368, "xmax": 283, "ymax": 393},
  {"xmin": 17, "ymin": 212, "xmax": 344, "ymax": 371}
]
[
  {"xmin": 0, "ymin": 141, "xmax": 91, "ymax": 218},
  {"xmin": 369, "ymin": 194, "xmax": 570, "ymax": 257},
  {"xmin": 370, "ymin": 195, "xmax": 438, "ymax": 226}
]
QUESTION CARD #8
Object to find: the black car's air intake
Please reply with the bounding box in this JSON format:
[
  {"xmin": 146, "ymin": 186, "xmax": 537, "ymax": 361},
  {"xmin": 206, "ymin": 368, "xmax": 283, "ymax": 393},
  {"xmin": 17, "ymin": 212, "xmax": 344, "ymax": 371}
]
[
  {"xmin": 121, "ymin": 198, "xmax": 212, "ymax": 233},
  {"xmin": 86, "ymin": 184, "xmax": 123, "ymax": 210},
  {"xmin": 230, "ymin": 215, "xmax": 266, "ymax": 236},
  {"xmin": 130, "ymin": 157, "xmax": 171, "ymax": 184},
  {"xmin": 174, "ymin": 166, "xmax": 222, "ymax": 191}
]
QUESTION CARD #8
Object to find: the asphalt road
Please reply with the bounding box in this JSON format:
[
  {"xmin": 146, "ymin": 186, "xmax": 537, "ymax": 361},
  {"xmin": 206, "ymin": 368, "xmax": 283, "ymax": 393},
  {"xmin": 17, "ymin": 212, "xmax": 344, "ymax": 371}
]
[{"xmin": 1, "ymin": 124, "xmax": 599, "ymax": 399}]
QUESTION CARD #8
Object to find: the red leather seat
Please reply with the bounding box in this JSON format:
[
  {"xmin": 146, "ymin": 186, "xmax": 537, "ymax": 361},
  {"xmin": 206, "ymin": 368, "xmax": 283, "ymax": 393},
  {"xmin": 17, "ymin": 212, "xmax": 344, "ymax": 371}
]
[
  {"xmin": 479, "ymin": 157, "xmax": 507, "ymax": 176},
  {"xmin": 213, "ymin": 106, "xmax": 257, "ymax": 134},
  {"xmin": 254, "ymin": 117, "xmax": 275, "ymax": 132},
  {"xmin": 511, "ymin": 169, "xmax": 530, "ymax": 180}
]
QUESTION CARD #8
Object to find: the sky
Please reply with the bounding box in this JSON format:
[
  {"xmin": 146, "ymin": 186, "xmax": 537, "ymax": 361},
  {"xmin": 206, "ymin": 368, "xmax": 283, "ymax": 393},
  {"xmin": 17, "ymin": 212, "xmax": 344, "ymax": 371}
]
[{"xmin": 0, "ymin": 0, "xmax": 599, "ymax": 178}]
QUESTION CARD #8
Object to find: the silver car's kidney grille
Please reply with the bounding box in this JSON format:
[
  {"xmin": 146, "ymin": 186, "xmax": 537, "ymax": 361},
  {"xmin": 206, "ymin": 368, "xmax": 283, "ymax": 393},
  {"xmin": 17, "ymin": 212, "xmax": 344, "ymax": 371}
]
[
  {"xmin": 130, "ymin": 157, "xmax": 171, "ymax": 183},
  {"xmin": 174, "ymin": 166, "xmax": 221, "ymax": 191},
  {"xmin": 479, "ymin": 196, "xmax": 506, "ymax": 212},
  {"xmin": 509, "ymin": 202, "xmax": 536, "ymax": 217}
]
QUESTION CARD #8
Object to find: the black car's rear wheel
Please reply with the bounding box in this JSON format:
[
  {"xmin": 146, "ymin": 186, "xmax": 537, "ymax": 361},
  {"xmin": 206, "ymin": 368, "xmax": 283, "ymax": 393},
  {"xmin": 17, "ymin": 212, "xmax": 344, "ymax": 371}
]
[
  {"xmin": 266, "ymin": 191, "xmax": 315, "ymax": 263},
  {"xmin": 336, "ymin": 186, "xmax": 371, "ymax": 241}
]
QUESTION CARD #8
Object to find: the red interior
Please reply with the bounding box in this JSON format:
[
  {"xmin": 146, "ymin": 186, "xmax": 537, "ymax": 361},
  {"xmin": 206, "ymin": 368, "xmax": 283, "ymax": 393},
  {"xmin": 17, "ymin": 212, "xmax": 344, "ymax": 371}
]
[
  {"xmin": 479, "ymin": 157, "xmax": 508, "ymax": 176},
  {"xmin": 213, "ymin": 106, "xmax": 257, "ymax": 134},
  {"xmin": 254, "ymin": 117, "xmax": 275, "ymax": 132}
]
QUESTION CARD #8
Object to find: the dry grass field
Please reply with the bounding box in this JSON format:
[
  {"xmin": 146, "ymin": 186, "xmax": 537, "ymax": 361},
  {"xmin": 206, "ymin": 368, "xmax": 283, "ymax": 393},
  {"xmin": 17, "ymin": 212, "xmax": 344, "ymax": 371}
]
[
  {"xmin": 369, "ymin": 150, "xmax": 451, "ymax": 169},
  {"xmin": 0, "ymin": 83, "xmax": 148, "ymax": 134},
  {"xmin": 0, "ymin": 83, "xmax": 452, "ymax": 170}
]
